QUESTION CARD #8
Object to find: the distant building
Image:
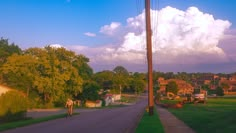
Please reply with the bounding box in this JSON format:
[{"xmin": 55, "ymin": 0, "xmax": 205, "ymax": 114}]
[
  {"xmin": 194, "ymin": 74, "xmax": 219, "ymax": 90},
  {"xmin": 157, "ymin": 78, "xmax": 193, "ymax": 95},
  {"xmin": 219, "ymin": 75, "xmax": 236, "ymax": 94}
]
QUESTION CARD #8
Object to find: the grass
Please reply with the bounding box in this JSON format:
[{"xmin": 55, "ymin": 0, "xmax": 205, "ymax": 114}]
[
  {"xmin": 165, "ymin": 98, "xmax": 236, "ymax": 133},
  {"xmin": 121, "ymin": 95, "xmax": 139, "ymax": 103},
  {"xmin": 0, "ymin": 113, "xmax": 79, "ymax": 132},
  {"xmin": 135, "ymin": 107, "xmax": 164, "ymax": 133}
]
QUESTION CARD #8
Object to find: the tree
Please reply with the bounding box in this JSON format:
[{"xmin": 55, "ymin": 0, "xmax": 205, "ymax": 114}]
[
  {"xmin": 166, "ymin": 81, "xmax": 178, "ymax": 95},
  {"xmin": 129, "ymin": 78, "xmax": 146, "ymax": 94},
  {"xmin": 220, "ymin": 82, "xmax": 230, "ymax": 94},
  {"xmin": 93, "ymin": 70, "xmax": 114, "ymax": 90},
  {"xmin": 82, "ymin": 81, "xmax": 101, "ymax": 101},
  {"xmin": 72, "ymin": 54, "xmax": 93, "ymax": 80},
  {"xmin": 128, "ymin": 72, "xmax": 146, "ymax": 94},
  {"xmin": 113, "ymin": 66, "xmax": 129, "ymax": 95},
  {"xmin": 0, "ymin": 38, "xmax": 22, "ymax": 66},
  {"xmin": 1, "ymin": 46, "xmax": 87, "ymax": 107},
  {"xmin": 216, "ymin": 86, "xmax": 224, "ymax": 96},
  {"xmin": 1, "ymin": 54, "xmax": 38, "ymax": 97},
  {"xmin": 113, "ymin": 66, "xmax": 129, "ymax": 75}
]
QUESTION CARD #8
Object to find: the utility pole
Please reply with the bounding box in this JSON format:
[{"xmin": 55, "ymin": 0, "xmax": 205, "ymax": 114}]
[{"xmin": 145, "ymin": 0, "xmax": 154, "ymax": 116}]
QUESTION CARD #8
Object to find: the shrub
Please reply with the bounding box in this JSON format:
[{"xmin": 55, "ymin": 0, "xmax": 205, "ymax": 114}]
[
  {"xmin": 0, "ymin": 91, "xmax": 28, "ymax": 123},
  {"xmin": 216, "ymin": 86, "xmax": 224, "ymax": 96}
]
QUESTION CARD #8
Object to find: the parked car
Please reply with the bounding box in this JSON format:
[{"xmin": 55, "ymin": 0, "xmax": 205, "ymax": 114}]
[{"xmin": 194, "ymin": 93, "xmax": 206, "ymax": 103}]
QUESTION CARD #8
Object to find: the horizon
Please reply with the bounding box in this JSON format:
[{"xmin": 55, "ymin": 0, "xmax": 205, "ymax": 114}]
[{"xmin": 0, "ymin": 0, "xmax": 236, "ymax": 73}]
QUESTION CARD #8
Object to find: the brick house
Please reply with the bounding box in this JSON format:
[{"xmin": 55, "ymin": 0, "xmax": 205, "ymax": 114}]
[
  {"xmin": 219, "ymin": 75, "xmax": 236, "ymax": 94},
  {"xmin": 157, "ymin": 78, "xmax": 193, "ymax": 95}
]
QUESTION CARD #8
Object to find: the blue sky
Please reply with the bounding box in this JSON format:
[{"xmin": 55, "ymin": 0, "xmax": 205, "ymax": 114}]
[{"xmin": 1, "ymin": 0, "xmax": 236, "ymax": 73}]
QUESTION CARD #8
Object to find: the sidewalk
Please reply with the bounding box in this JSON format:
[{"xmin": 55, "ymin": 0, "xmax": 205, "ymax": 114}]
[{"xmin": 155, "ymin": 105, "xmax": 195, "ymax": 133}]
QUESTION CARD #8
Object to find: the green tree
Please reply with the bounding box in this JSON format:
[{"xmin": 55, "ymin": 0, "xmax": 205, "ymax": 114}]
[
  {"xmin": 220, "ymin": 82, "xmax": 230, "ymax": 94},
  {"xmin": 166, "ymin": 81, "xmax": 178, "ymax": 95},
  {"xmin": 113, "ymin": 66, "xmax": 129, "ymax": 95},
  {"xmin": 32, "ymin": 46, "xmax": 83, "ymax": 105},
  {"xmin": 0, "ymin": 38, "xmax": 22, "ymax": 66},
  {"xmin": 82, "ymin": 81, "xmax": 101, "ymax": 101},
  {"xmin": 1, "ymin": 54, "xmax": 38, "ymax": 97},
  {"xmin": 93, "ymin": 70, "xmax": 114, "ymax": 90},
  {"xmin": 72, "ymin": 54, "xmax": 93, "ymax": 80},
  {"xmin": 128, "ymin": 72, "xmax": 146, "ymax": 94},
  {"xmin": 2, "ymin": 47, "xmax": 86, "ymax": 107},
  {"xmin": 216, "ymin": 86, "xmax": 224, "ymax": 96}
]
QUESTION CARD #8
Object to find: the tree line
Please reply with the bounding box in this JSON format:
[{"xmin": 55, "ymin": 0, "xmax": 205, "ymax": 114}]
[
  {"xmin": 1, "ymin": 38, "xmax": 235, "ymax": 108},
  {"xmin": 0, "ymin": 38, "xmax": 146, "ymax": 108}
]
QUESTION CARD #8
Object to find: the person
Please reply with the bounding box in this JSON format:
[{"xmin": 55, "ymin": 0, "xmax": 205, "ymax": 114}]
[{"xmin": 65, "ymin": 98, "xmax": 73, "ymax": 117}]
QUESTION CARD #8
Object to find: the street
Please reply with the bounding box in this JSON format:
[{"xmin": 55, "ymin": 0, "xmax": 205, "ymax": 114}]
[{"xmin": 2, "ymin": 97, "xmax": 147, "ymax": 133}]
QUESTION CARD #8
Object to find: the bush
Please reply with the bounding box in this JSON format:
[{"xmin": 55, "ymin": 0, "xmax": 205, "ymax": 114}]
[
  {"xmin": 0, "ymin": 91, "xmax": 28, "ymax": 123},
  {"xmin": 216, "ymin": 87, "xmax": 224, "ymax": 96},
  {"xmin": 101, "ymin": 99, "xmax": 106, "ymax": 107}
]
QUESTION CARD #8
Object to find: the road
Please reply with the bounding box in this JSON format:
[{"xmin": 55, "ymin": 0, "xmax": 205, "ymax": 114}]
[{"xmin": 2, "ymin": 97, "xmax": 147, "ymax": 133}]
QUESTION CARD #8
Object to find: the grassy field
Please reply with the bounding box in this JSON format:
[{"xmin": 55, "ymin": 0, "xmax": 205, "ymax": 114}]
[
  {"xmin": 165, "ymin": 98, "xmax": 236, "ymax": 133},
  {"xmin": 135, "ymin": 107, "xmax": 164, "ymax": 133}
]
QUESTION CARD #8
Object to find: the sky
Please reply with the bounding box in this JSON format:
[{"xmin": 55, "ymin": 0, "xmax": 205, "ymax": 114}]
[{"xmin": 0, "ymin": 0, "xmax": 236, "ymax": 73}]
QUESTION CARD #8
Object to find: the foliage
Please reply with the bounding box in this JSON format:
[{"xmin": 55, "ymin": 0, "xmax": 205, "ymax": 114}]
[
  {"xmin": 168, "ymin": 98, "xmax": 236, "ymax": 133},
  {"xmin": 113, "ymin": 66, "xmax": 129, "ymax": 94},
  {"xmin": 216, "ymin": 86, "xmax": 224, "ymax": 96},
  {"xmin": 0, "ymin": 38, "xmax": 22, "ymax": 66},
  {"xmin": 0, "ymin": 46, "xmax": 87, "ymax": 107},
  {"xmin": 75, "ymin": 55, "xmax": 93, "ymax": 80},
  {"xmin": 0, "ymin": 91, "xmax": 28, "ymax": 123},
  {"xmin": 166, "ymin": 81, "xmax": 178, "ymax": 95},
  {"xmin": 220, "ymin": 82, "xmax": 230, "ymax": 91},
  {"xmin": 82, "ymin": 81, "xmax": 101, "ymax": 101},
  {"xmin": 92, "ymin": 70, "xmax": 114, "ymax": 90},
  {"xmin": 128, "ymin": 73, "xmax": 146, "ymax": 94}
]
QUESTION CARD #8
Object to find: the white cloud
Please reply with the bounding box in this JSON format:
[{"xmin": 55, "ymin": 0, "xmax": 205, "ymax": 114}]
[
  {"xmin": 70, "ymin": 6, "xmax": 232, "ymax": 72},
  {"xmin": 84, "ymin": 32, "xmax": 96, "ymax": 37},
  {"xmin": 100, "ymin": 22, "xmax": 121, "ymax": 35},
  {"xmin": 49, "ymin": 44, "xmax": 64, "ymax": 48}
]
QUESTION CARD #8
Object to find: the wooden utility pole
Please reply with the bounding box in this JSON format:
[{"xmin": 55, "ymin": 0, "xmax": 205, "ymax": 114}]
[{"xmin": 145, "ymin": 0, "xmax": 154, "ymax": 116}]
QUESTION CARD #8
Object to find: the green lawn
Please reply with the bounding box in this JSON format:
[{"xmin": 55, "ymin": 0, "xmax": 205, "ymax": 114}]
[
  {"xmin": 166, "ymin": 98, "xmax": 236, "ymax": 133},
  {"xmin": 135, "ymin": 107, "xmax": 164, "ymax": 133},
  {"xmin": 0, "ymin": 113, "xmax": 79, "ymax": 132}
]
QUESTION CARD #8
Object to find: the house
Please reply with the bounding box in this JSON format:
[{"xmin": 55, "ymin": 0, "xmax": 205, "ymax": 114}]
[
  {"xmin": 104, "ymin": 94, "xmax": 113, "ymax": 106},
  {"xmin": 157, "ymin": 78, "xmax": 193, "ymax": 95},
  {"xmin": 157, "ymin": 77, "xmax": 168, "ymax": 94},
  {"xmin": 219, "ymin": 75, "xmax": 236, "ymax": 94},
  {"xmin": 194, "ymin": 74, "xmax": 219, "ymax": 90}
]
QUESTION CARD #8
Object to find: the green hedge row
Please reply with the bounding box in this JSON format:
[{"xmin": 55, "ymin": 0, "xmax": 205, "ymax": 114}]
[{"xmin": 0, "ymin": 91, "xmax": 28, "ymax": 123}]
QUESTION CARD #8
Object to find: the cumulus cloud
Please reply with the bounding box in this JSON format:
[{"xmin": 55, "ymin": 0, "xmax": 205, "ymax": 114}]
[
  {"xmin": 100, "ymin": 22, "xmax": 121, "ymax": 35},
  {"xmin": 49, "ymin": 44, "xmax": 64, "ymax": 48},
  {"xmin": 70, "ymin": 6, "xmax": 232, "ymax": 72},
  {"xmin": 84, "ymin": 32, "xmax": 96, "ymax": 37}
]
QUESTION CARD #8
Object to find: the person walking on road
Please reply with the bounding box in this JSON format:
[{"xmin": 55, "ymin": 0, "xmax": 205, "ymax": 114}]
[{"xmin": 65, "ymin": 98, "xmax": 73, "ymax": 117}]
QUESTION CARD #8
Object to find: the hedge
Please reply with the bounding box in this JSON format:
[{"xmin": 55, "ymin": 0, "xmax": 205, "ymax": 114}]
[{"xmin": 0, "ymin": 91, "xmax": 28, "ymax": 123}]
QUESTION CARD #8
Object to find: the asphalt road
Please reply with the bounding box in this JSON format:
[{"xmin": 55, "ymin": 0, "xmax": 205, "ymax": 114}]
[{"xmin": 2, "ymin": 98, "xmax": 147, "ymax": 133}]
